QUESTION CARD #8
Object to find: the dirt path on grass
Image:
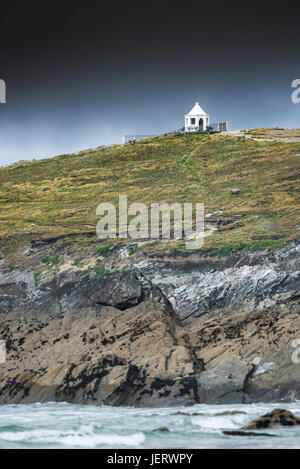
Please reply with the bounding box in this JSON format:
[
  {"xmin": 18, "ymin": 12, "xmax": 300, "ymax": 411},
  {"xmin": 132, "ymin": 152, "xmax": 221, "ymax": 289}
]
[{"xmin": 224, "ymin": 129, "xmax": 300, "ymax": 143}]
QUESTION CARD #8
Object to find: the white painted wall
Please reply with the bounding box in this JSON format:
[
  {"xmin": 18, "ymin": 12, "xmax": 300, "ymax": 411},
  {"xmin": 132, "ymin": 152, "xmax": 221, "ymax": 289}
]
[
  {"xmin": 184, "ymin": 114, "xmax": 210, "ymax": 132},
  {"xmin": 184, "ymin": 103, "xmax": 210, "ymax": 132}
]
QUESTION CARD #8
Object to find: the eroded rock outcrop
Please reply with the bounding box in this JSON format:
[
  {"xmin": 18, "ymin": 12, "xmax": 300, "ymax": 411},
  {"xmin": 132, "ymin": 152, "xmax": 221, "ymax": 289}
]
[
  {"xmin": 0, "ymin": 239, "xmax": 299, "ymax": 406},
  {"xmin": 0, "ymin": 300, "xmax": 200, "ymax": 406},
  {"xmin": 133, "ymin": 239, "xmax": 300, "ymax": 323}
]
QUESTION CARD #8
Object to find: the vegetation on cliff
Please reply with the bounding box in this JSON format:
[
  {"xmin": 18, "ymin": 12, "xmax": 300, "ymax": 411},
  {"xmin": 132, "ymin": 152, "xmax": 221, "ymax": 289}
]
[{"xmin": 0, "ymin": 130, "xmax": 299, "ymax": 258}]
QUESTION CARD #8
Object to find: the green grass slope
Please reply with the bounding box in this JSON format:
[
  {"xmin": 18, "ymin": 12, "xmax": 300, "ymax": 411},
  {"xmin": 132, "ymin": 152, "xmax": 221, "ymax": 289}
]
[{"xmin": 0, "ymin": 131, "xmax": 299, "ymax": 255}]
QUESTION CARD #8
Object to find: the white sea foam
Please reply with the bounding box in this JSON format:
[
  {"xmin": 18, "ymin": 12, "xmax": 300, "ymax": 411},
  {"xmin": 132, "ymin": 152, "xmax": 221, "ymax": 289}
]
[
  {"xmin": 0, "ymin": 428, "xmax": 145, "ymax": 448},
  {"xmin": 191, "ymin": 414, "xmax": 247, "ymax": 430},
  {"xmin": 61, "ymin": 432, "xmax": 145, "ymax": 447}
]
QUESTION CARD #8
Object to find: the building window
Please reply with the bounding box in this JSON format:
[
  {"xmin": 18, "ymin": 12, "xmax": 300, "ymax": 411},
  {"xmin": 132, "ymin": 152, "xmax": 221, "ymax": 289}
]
[{"xmin": 191, "ymin": 118, "xmax": 195, "ymax": 125}]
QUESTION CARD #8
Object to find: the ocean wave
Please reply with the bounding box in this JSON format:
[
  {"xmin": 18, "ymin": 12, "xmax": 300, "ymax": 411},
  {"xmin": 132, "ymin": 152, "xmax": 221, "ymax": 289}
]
[
  {"xmin": 191, "ymin": 414, "xmax": 247, "ymax": 430},
  {"xmin": 0, "ymin": 402, "xmax": 300, "ymax": 449},
  {"xmin": 0, "ymin": 428, "xmax": 145, "ymax": 448}
]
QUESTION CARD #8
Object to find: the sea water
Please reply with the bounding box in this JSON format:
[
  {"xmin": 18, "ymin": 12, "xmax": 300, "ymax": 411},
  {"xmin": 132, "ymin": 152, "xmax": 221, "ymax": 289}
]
[{"xmin": 0, "ymin": 401, "xmax": 299, "ymax": 449}]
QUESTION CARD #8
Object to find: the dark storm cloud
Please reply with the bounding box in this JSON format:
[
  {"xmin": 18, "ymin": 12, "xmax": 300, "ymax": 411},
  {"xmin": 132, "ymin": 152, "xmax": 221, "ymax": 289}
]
[{"xmin": 0, "ymin": 2, "xmax": 299, "ymax": 164}]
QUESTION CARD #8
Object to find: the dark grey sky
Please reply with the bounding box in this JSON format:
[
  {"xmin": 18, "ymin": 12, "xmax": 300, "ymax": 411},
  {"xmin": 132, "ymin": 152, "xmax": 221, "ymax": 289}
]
[{"xmin": 0, "ymin": 2, "xmax": 299, "ymax": 164}]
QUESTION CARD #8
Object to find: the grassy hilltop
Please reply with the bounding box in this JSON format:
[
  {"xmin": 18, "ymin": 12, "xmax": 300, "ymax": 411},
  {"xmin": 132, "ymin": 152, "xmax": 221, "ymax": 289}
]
[{"xmin": 0, "ymin": 129, "xmax": 300, "ymax": 257}]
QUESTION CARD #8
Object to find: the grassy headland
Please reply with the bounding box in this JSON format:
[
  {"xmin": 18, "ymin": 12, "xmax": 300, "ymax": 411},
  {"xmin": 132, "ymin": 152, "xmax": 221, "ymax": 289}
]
[{"xmin": 0, "ymin": 130, "xmax": 299, "ymax": 257}]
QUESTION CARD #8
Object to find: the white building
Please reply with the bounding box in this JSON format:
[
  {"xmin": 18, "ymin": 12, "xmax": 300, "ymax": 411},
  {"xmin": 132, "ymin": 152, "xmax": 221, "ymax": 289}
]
[{"xmin": 184, "ymin": 102, "xmax": 210, "ymax": 132}]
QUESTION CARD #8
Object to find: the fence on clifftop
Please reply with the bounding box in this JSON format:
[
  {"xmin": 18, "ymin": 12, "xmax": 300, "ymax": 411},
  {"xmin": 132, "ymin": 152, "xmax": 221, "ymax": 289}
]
[{"xmin": 122, "ymin": 123, "xmax": 229, "ymax": 144}]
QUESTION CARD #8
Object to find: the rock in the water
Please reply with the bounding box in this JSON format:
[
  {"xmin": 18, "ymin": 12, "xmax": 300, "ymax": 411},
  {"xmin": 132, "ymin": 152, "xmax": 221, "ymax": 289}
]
[
  {"xmin": 242, "ymin": 408, "xmax": 300, "ymax": 430},
  {"xmin": 152, "ymin": 427, "xmax": 170, "ymax": 432},
  {"xmin": 223, "ymin": 430, "xmax": 275, "ymax": 437},
  {"xmin": 214, "ymin": 410, "xmax": 247, "ymax": 416}
]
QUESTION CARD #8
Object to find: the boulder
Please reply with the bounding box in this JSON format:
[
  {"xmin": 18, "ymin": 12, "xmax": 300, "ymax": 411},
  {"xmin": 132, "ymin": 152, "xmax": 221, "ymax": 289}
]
[
  {"xmin": 88, "ymin": 271, "xmax": 143, "ymax": 310},
  {"xmin": 242, "ymin": 408, "xmax": 300, "ymax": 430}
]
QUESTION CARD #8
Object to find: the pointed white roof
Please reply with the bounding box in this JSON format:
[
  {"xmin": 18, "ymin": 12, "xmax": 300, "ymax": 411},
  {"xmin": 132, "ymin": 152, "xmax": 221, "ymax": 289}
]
[{"xmin": 186, "ymin": 102, "xmax": 207, "ymax": 116}]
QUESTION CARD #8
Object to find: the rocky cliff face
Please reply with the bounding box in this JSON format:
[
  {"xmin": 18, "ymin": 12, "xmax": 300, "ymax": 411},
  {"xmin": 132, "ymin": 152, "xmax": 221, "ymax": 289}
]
[{"xmin": 0, "ymin": 238, "xmax": 300, "ymax": 406}]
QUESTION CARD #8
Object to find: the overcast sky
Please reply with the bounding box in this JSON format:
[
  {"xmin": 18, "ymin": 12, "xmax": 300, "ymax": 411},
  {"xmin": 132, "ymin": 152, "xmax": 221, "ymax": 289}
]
[{"xmin": 0, "ymin": 2, "xmax": 299, "ymax": 165}]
